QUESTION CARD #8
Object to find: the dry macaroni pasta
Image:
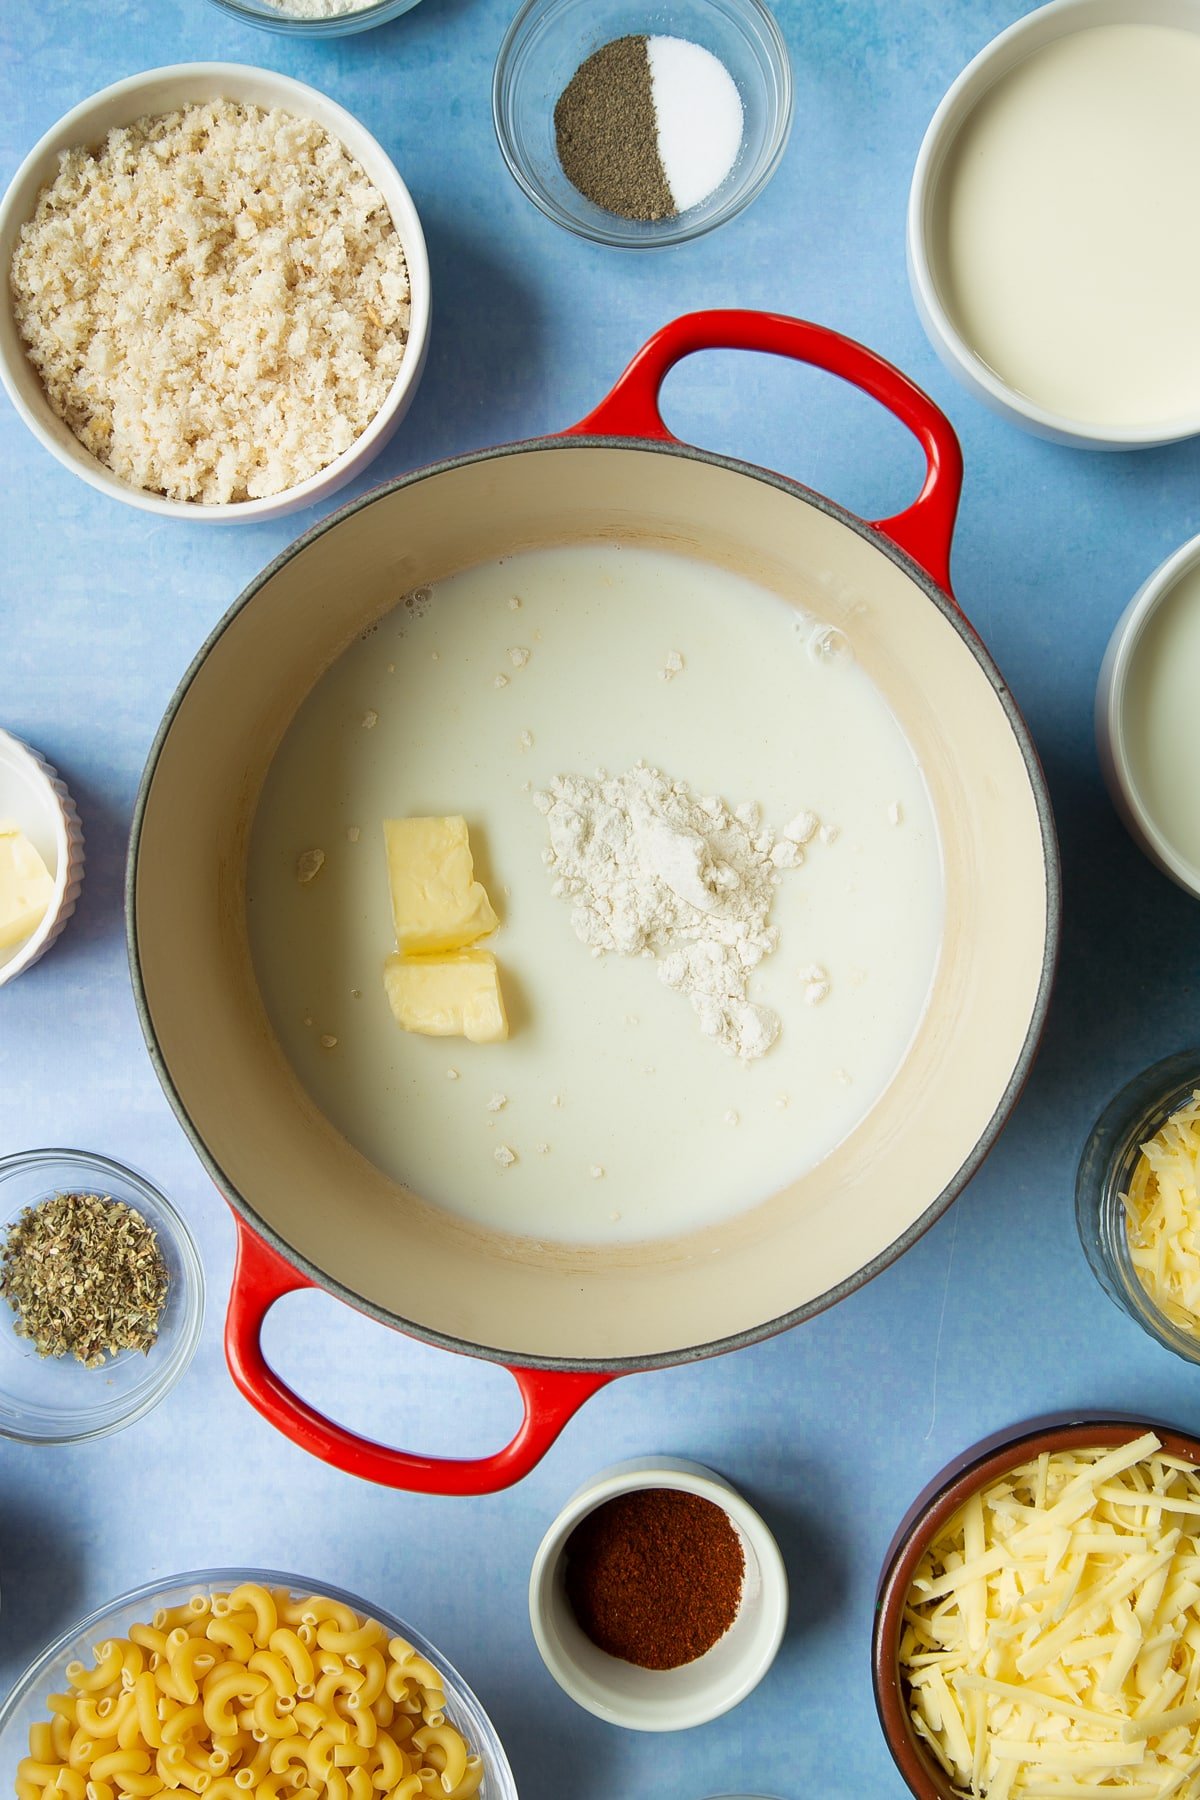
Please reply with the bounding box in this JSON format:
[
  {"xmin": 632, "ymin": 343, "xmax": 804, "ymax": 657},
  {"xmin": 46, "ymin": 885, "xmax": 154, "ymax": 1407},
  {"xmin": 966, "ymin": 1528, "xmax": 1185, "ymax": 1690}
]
[{"xmin": 17, "ymin": 1589, "xmax": 483, "ymax": 1800}]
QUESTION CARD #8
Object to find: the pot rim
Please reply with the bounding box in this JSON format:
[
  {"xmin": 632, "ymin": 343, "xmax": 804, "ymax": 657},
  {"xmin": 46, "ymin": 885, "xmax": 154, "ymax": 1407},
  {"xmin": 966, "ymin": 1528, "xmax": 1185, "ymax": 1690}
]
[{"xmin": 126, "ymin": 430, "xmax": 1062, "ymax": 1373}]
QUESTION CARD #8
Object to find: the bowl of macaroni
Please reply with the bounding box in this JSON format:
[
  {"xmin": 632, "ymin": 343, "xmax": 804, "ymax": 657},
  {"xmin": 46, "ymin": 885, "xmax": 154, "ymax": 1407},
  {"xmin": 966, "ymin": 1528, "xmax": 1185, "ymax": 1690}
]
[{"xmin": 0, "ymin": 1570, "xmax": 515, "ymax": 1800}]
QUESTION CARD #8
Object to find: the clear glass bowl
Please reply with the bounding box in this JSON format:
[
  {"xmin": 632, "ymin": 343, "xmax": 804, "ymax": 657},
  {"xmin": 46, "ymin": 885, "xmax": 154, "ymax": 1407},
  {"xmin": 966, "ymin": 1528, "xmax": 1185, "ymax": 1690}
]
[
  {"xmin": 0, "ymin": 1149, "xmax": 204, "ymax": 1443},
  {"xmin": 1076, "ymin": 1050, "xmax": 1200, "ymax": 1364},
  {"xmin": 493, "ymin": 0, "xmax": 793, "ymax": 248},
  {"xmin": 202, "ymin": 0, "xmax": 423, "ymax": 37},
  {"xmin": 0, "ymin": 1570, "xmax": 517, "ymax": 1800}
]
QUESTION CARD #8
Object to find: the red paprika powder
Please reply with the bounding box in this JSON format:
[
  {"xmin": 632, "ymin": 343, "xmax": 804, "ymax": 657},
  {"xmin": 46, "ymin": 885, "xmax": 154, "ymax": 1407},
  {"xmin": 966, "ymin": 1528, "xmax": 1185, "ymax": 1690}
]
[{"xmin": 564, "ymin": 1486, "xmax": 745, "ymax": 1670}]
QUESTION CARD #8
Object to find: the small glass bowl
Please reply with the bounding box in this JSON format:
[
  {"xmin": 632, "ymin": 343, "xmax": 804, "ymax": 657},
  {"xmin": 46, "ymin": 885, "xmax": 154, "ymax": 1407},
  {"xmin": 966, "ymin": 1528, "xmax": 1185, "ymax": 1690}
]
[
  {"xmin": 202, "ymin": 0, "xmax": 422, "ymax": 36},
  {"xmin": 1076, "ymin": 1050, "xmax": 1200, "ymax": 1364},
  {"xmin": 493, "ymin": 0, "xmax": 793, "ymax": 248},
  {"xmin": 0, "ymin": 1149, "xmax": 204, "ymax": 1444},
  {"xmin": 0, "ymin": 1570, "xmax": 517, "ymax": 1800}
]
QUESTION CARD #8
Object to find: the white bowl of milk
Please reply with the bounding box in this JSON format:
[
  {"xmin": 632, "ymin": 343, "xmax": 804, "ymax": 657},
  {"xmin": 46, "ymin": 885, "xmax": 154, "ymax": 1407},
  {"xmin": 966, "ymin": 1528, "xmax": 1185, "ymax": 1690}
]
[
  {"xmin": 909, "ymin": 0, "xmax": 1200, "ymax": 449},
  {"xmin": 1098, "ymin": 532, "xmax": 1200, "ymax": 896}
]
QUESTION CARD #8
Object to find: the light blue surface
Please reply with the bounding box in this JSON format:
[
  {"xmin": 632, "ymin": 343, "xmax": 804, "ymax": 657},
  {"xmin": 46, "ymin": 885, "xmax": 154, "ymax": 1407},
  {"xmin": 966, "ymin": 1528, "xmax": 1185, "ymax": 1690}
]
[{"xmin": 4, "ymin": 2, "xmax": 1200, "ymax": 1796}]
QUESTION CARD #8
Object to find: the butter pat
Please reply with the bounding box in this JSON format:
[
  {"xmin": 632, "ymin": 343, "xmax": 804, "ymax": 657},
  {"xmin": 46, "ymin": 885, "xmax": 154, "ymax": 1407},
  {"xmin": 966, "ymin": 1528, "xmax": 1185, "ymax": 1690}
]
[
  {"xmin": 384, "ymin": 816, "xmax": 499, "ymax": 954},
  {"xmin": 384, "ymin": 951, "xmax": 508, "ymax": 1044},
  {"xmin": 0, "ymin": 823, "xmax": 54, "ymax": 950}
]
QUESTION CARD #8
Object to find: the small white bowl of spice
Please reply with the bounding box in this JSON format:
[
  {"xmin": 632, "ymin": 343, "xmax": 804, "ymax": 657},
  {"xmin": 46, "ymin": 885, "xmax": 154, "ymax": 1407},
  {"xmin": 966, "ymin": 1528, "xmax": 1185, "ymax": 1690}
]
[
  {"xmin": 529, "ymin": 1456, "xmax": 788, "ymax": 1730},
  {"xmin": 0, "ymin": 1149, "xmax": 204, "ymax": 1443},
  {"xmin": 0, "ymin": 64, "xmax": 430, "ymax": 521}
]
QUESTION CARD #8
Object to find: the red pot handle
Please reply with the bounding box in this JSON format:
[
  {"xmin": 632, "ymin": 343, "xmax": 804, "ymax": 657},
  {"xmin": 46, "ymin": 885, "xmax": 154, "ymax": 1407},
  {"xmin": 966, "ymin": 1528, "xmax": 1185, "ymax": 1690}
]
[
  {"xmin": 568, "ymin": 309, "xmax": 964, "ymax": 601},
  {"xmin": 224, "ymin": 1215, "xmax": 615, "ymax": 1494}
]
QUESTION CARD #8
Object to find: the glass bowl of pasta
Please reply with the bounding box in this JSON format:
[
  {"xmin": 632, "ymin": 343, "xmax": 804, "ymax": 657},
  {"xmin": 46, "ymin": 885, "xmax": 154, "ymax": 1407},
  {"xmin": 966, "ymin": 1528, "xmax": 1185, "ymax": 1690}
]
[{"xmin": 0, "ymin": 1570, "xmax": 516, "ymax": 1800}]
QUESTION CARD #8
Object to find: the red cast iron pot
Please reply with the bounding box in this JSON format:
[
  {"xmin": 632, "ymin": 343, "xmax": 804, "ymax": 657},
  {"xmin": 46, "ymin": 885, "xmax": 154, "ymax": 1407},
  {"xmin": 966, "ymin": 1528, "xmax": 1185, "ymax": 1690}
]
[{"xmin": 127, "ymin": 311, "xmax": 1060, "ymax": 1494}]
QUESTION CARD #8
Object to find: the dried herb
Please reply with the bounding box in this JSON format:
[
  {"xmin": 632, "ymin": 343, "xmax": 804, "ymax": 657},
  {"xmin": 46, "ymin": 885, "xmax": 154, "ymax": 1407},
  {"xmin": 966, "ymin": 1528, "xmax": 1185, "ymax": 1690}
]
[{"xmin": 0, "ymin": 1191, "xmax": 169, "ymax": 1367}]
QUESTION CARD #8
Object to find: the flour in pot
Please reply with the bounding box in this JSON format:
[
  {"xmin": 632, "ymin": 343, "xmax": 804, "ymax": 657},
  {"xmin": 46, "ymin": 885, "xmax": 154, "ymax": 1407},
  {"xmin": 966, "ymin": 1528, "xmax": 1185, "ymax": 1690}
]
[{"xmin": 536, "ymin": 764, "xmax": 815, "ymax": 1059}]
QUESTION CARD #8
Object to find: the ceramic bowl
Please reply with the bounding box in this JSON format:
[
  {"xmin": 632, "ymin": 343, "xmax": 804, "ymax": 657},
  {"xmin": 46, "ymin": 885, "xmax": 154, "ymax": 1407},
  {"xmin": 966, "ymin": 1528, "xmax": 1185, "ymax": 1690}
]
[
  {"xmin": 203, "ymin": 0, "xmax": 422, "ymax": 34},
  {"xmin": 0, "ymin": 1569, "xmax": 517, "ymax": 1799},
  {"xmin": 0, "ymin": 729, "xmax": 83, "ymax": 988},
  {"xmin": 0, "ymin": 1149, "xmax": 204, "ymax": 1444},
  {"xmin": 1096, "ymin": 528, "xmax": 1200, "ymax": 897},
  {"xmin": 0, "ymin": 63, "xmax": 431, "ymax": 522},
  {"xmin": 873, "ymin": 1416, "xmax": 1200, "ymax": 1797},
  {"xmin": 493, "ymin": 0, "xmax": 792, "ymax": 248},
  {"xmin": 908, "ymin": 0, "xmax": 1200, "ymax": 448},
  {"xmin": 529, "ymin": 1456, "xmax": 788, "ymax": 1729}
]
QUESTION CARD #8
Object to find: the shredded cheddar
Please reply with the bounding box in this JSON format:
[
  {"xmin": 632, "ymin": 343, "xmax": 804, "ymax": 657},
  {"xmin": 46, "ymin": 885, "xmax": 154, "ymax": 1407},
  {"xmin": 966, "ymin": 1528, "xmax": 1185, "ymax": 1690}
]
[{"xmin": 900, "ymin": 1435, "xmax": 1200, "ymax": 1796}]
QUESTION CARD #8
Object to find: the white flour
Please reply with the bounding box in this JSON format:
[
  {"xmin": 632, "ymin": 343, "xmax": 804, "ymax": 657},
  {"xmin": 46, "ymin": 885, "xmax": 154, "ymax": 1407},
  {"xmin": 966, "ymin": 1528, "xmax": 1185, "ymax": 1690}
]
[
  {"xmin": 258, "ymin": 0, "xmax": 373, "ymax": 16},
  {"xmin": 534, "ymin": 763, "xmax": 810, "ymax": 1060}
]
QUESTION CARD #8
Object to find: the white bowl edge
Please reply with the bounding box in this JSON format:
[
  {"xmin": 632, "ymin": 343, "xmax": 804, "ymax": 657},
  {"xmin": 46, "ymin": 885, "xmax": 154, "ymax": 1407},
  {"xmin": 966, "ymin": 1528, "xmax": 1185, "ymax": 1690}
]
[
  {"xmin": 0, "ymin": 730, "xmax": 84, "ymax": 988},
  {"xmin": 1096, "ymin": 529, "xmax": 1200, "ymax": 899}
]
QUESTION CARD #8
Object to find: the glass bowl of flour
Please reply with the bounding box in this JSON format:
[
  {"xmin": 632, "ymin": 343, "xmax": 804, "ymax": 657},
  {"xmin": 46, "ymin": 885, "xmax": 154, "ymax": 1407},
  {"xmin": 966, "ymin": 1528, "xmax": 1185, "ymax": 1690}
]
[{"xmin": 204, "ymin": 0, "xmax": 422, "ymax": 35}]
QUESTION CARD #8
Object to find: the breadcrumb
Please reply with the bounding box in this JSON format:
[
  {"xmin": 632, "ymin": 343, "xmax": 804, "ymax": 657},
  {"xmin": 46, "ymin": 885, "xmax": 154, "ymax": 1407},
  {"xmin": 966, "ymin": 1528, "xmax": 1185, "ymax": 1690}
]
[{"xmin": 9, "ymin": 101, "xmax": 410, "ymax": 503}]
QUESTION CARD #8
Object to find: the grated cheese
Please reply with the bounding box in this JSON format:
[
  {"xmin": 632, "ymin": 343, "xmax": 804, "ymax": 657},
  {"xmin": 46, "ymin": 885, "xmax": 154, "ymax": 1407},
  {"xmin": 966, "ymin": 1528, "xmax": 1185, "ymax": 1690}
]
[
  {"xmin": 1123, "ymin": 1095, "xmax": 1200, "ymax": 1336},
  {"xmin": 900, "ymin": 1437, "xmax": 1200, "ymax": 1796}
]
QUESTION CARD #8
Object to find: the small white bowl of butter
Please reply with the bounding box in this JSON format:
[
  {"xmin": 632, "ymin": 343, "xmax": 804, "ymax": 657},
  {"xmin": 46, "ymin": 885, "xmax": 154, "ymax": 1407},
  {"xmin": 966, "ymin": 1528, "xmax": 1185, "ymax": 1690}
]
[
  {"xmin": 1097, "ymin": 532, "xmax": 1200, "ymax": 897},
  {"xmin": 909, "ymin": 0, "xmax": 1200, "ymax": 448},
  {"xmin": 0, "ymin": 730, "xmax": 84, "ymax": 987}
]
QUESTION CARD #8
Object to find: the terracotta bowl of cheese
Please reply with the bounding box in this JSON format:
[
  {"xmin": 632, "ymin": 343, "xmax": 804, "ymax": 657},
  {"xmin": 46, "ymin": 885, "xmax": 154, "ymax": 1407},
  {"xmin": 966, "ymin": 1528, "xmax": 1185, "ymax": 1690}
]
[{"xmin": 872, "ymin": 1415, "xmax": 1200, "ymax": 1799}]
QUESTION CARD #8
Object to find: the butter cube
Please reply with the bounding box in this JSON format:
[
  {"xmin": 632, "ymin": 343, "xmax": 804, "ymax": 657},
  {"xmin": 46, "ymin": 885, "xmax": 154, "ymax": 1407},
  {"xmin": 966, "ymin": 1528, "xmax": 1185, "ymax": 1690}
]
[
  {"xmin": 0, "ymin": 823, "xmax": 55, "ymax": 951},
  {"xmin": 384, "ymin": 816, "xmax": 499, "ymax": 955},
  {"xmin": 383, "ymin": 950, "xmax": 508, "ymax": 1044}
]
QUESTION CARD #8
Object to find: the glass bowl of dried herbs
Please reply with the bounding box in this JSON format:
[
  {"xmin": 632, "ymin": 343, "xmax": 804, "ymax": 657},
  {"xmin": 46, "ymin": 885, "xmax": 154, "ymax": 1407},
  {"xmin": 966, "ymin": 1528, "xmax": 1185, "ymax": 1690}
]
[
  {"xmin": 493, "ymin": 0, "xmax": 792, "ymax": 247},
  {"xmin": 0, "ymin": 1148, "xmax": 204, "ymax": 1443}
]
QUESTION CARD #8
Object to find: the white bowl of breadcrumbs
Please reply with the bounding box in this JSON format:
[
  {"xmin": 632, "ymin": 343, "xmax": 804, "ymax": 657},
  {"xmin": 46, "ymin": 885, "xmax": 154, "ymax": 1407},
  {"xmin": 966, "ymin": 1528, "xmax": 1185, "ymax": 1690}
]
[{"xmin": 0, "ymin": 65, "xmax": 431, "ymax": 521}]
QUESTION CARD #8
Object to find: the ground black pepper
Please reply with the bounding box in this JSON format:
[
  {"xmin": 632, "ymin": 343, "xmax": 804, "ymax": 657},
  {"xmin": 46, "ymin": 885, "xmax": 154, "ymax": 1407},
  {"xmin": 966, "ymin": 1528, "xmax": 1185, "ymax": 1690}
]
[
  {"xmin": 553, "ymin": 36, "xmax": 676, "ymax": 222},
  {"xmin": 564, "ymin": 1486, "xmax": 745, "ymax": 1669}
]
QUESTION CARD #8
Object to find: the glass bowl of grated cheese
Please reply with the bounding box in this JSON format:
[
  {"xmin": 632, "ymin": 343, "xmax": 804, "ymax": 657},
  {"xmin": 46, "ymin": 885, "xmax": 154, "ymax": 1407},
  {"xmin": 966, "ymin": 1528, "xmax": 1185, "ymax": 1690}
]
[
  {"xmin": 873, "ymin": 1417, "xmax": 1200, "ymax": 1800},
  {"xmin": 1076, "ymin": 1049, "xmax": 1200, "ymax": 1365}
]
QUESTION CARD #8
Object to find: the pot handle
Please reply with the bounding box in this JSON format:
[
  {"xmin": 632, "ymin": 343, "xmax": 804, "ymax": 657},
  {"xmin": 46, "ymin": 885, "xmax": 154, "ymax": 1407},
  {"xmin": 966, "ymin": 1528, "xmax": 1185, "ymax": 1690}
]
[
  {"xmin": 224, "ymin": 1215, "xmax": 615, "ymax": 1494},
  {"xmin": 568, "ymin": 309, "xmax": 964, "ymax": 600}
]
